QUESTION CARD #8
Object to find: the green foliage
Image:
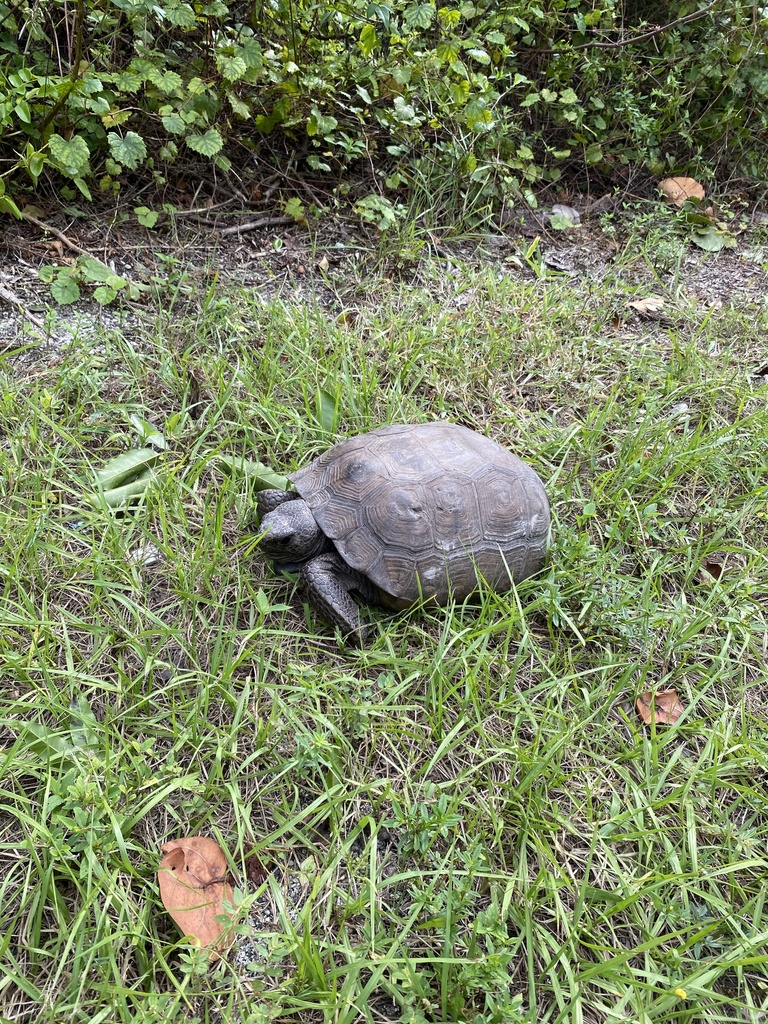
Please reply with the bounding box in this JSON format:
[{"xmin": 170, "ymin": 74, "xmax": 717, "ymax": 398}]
[
  {"xmin": 0, "ymin": 0, "xmax": 766, "ymax": 209},
  {"xmin": 39, "ymin": 255, "xmax": 148, "ymax": 305}
]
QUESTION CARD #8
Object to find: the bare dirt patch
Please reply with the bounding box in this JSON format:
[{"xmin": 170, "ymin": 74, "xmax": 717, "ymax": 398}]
[{"xmin": 2, "ymin": 196, "xmax": 768, "ymax": 365}]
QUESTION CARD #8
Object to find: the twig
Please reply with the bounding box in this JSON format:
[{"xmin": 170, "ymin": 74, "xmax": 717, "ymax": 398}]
[
  {"xmin": 219, "ymin": 215, "xmax": 295, "ymax": 238},
  {"xmin": 0, "ymin": 282, "xmax": 46, "ymax": 331},
  {"xmin": 538, "ymin": 1, "xmax": 720, "ymax": 53},
  {"xmin": 174, "ymin": 200, "xmax": 236, "ymax": 217},
  {"xmin": 21, "ymin": 210, "xmax": 91, "ymax": 257}
]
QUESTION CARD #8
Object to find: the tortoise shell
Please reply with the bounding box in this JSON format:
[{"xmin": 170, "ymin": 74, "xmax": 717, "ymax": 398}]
[{"xmin": 289, "ymin": 422, "xmax": 550, "ymax": 607}]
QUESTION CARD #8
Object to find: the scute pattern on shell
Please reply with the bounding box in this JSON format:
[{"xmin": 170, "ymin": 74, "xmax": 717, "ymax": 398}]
[{"xmin": 289, "ymin": 422, "xmax": 549, "ymax": 605}]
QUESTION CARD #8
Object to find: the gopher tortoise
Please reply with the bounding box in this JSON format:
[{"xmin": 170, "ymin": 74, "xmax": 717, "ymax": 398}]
[{"xmin": 255, "ymin": 421, "xmax": 549, "ymax": 642}]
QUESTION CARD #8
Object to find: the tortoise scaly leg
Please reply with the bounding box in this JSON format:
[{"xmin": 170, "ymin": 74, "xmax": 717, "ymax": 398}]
[{"xmin": 300, "ymin": 552, "xmax": 380, "ymax": 644}]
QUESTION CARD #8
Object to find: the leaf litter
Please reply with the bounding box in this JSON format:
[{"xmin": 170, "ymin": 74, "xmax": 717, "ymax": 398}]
[
  {"xmin": 659, "ymin": 177, "xmax": 706, "ymax": 206},
  {"xmin": 158, "ymin": 836, "xmax": 235, "ymax": 956},
  {"xmin": 636, "ymin": 689, "xmax": 685, "ymax": 726}
]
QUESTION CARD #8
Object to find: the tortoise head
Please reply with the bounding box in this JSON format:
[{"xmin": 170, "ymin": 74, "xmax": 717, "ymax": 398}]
[{"xmin": 257, "ymin": 498, "xmax": 331, "ymax": 567}]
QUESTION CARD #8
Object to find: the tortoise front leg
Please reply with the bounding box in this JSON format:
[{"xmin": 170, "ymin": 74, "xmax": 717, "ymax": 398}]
[{"xmin": 299, "ymin": 552, "xmax": 380, "ymax": 644}]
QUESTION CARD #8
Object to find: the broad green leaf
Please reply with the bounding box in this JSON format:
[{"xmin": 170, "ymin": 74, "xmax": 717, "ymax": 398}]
[
  {"xmin": 216, "ymin": 456, "xmax": 289, "ymax": 492},
  {"xmin": 449, "ymin": 80, "xmax": 470, "ymax": 104},
  {"xmin": 306, "ymin": 154, "xmax": 331, "ymax": 172},
  {"xmin": 48, "ymin": 134, "xmax": 91, "ymax": 176},
  {"xmin": 466, "ymin": 47, "xmax": 490, "ymax": 64},
  {"xmin": 14, "ymin": 721, "xmax": 76, "ymax": 762},
  {"xmin": 96, "ymin": 470, "xmax": 157, "ymax": 508},
  {"xmin": 38, "ymin": 265, "xmax": 55, "ymax": 283},
  {"xmin": 0, "ymin": 195, "xmax": 22, "ymax": 218},
  {"xmin": 359, "ymin": 23, "xmax": 377, "ymax": 56},
  {"xmin": 126, "ymin": 281, "xmax": 149, "ymax": 300},
  {"xmin": 135, "ymin": 206, "xmax": 159, "ymax": 227},
  {"xmin": 307, "ymin": 108, "xmax": 338, "ymax": 137},
  {"xmin": 165, "ymin": 2, "xmax": 196, "ymax": 27},
  {"xmin": 51, "ymin": 273, "xmax": 80, "ymax": 305},
  {"xmin": 146, "ymin": 67, "xmax": 184, "ymax": 91},
  {"xmin": 315, "ymin": 388, "xmax": 338, "ymax": 432},
  {"xmin": 108, "ymin": 131, "xmax": 147, "ymax": 170},
  {"xmin": 162, "ymin": 111, "xmax": 187, "ymax": 134},
  {"xmin": 129, "ymin": 414, "xmax": 166, "ymax": 449},
  {"xmin": 73, "ymin": 177, "xmax": 93, "ymax": 200},
  {"xmin": 284, "ymin": 197, "xmax": 305, "ymax": 221},
  {"xmin": 437, "ymin": 40, "xmax": 460, "ymax": 63},
  {"xmin": 69, "ymin": 695, "xmax": 100, "ymax": 751},
  {"xmin": 217, "ymin": 53, "xmax": 247, "ymax": 80},
  {"xmin": 690, "ymin": 227, "xmax": 729, "ymax": 251},
  {"xmin": 240, "ymin": 38, "xmax": 263, "ymax": 68},
  {"xmin": 227, "ymin": 92, "xmax": 250, "ymax": 118},
  {"xmin": 79, "ymin": 256, "xmax": 113, "ymax": 282},
  {"xmin": 559, "ymin": 88, "xmax": 578, "ymax": 104},
  {"xmin": 87, "ymin": 96, "xmax": 110, "ymax": 116},
  {"xmin": 585, "ymin": 143, "xmax": 603, "ymax": 164},
  {"xmin": 393, "ymin": 96, "xmax": 421, "ymax": 125},
  {"xmin": 93, "ymin": 285, "xmax": 117, "ymax": 304},
  {"xmin": 404, "ymin": 2, "xmax": 434, "ymax": 28},
  {"xmin": 95, "ymin": 448, "xmax": 162, "ymax": 490},
  {"xmin": 438, "ymin": 7, "xmax": 461, "ymax": 28},
  {"xmin": 185, "ymin": 128, "xmax": 223, "ymax": 156},
  {"xmin": 115, "ymin": 70, "xmax": 142, "ymax": 92},
  {"xmin": 102, "ymin": 110, "xmax": 132, "ymax": 127}
]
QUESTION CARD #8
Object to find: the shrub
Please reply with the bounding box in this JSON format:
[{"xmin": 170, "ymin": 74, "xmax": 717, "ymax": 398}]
[{"xmin": 1, "ymin": 0, "xmax": 766, "ymax": 212}]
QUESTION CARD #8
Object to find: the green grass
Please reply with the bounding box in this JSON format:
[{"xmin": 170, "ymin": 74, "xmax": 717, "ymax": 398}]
[{"xmin": 1, "ymin": 244, "xmax": 768, "ymax": 1024}]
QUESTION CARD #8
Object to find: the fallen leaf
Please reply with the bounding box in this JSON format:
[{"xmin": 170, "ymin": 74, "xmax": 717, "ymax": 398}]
[
  {"xmin": 627, "ymin": 295, "xmax": 665, "ymax": 314},
  {"xmin": 244, "ymin": 846, "xmax": 268, "ymax": 885},
  {"xmin": 636, "ymin": 689, "xmax": 685, "ymax": 726},
  {"xmin": 158, "ymin": 836, "xmax": 234, "ymax": 956},
  {"xmin": 699, "ymin": 553, "xmax": 726, "ymax": 581},
  {"xmin": 659, "ymin": 176, "xmax": 706, "ymax": 206}
]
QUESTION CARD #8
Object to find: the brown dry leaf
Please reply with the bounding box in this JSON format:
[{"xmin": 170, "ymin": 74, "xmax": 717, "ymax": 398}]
[
  {"xmin": 244, "ymin": 846, "xmax": 268, "ymax": 885},
  {"xmin": 659, "ymin": 176, "xmax": 706, "ymax": 206},
  {"xmin": 158, "ymin": 836, "xmax": 235, "ymax": 955},
  {"xmin": 627, "ymin": 295, "xmax": 665, "ymax": 314},
  {"xmin": 699, "ymin": 552, "xmax": 726, "ymax": 581},
  {"xmin": 636, "ymin": 689, "xmax": 685, "ymax": 726}
]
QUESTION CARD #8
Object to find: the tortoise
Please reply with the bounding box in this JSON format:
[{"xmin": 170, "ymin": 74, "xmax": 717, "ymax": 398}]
[{"xmin": 255, "ymin": 421, "xmax": 550, "ymax": 642}]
